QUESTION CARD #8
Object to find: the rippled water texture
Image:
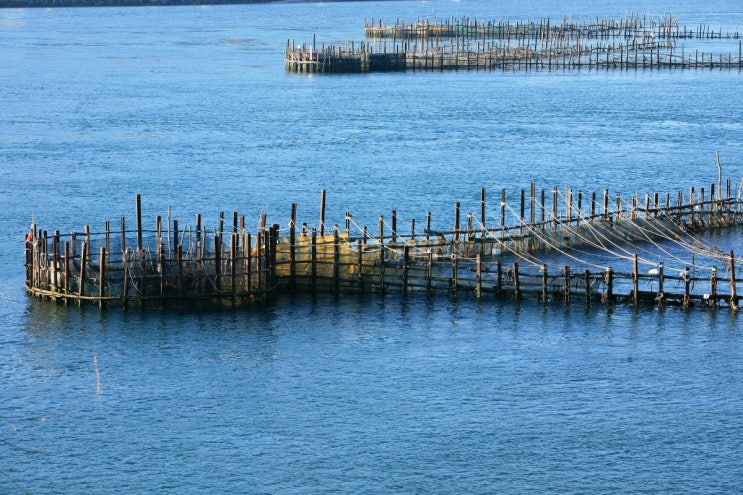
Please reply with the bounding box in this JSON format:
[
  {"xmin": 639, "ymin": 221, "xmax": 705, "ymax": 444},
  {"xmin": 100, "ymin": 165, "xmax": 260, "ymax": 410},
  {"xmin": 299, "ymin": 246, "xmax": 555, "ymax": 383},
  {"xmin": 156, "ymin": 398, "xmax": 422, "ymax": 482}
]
[{"xmin": 1, "ymin": 1, "xmax": 742, "ymax": 493}]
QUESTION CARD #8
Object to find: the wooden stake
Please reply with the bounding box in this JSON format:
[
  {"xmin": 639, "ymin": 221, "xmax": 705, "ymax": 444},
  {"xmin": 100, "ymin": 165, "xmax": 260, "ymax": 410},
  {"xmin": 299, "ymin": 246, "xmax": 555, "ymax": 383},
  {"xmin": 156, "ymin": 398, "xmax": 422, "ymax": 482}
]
[
  {"xmin": 63, "ymin": 241, "xmax": 70, "ymax": 304},
  {"xmin": 99, "ymin": 247, "xmax": 106, "ymax": 309},
  {"xmin": 78, "ymin": 241, "xmax": 88, "ymax": 307},
  {"xmin": 378, "ymin": 215, "xmax": 385, "ymax": 295},
  {"xmin": 632, "ymin": 253, "xmax": 639, "ymax": 305},
  {"xmin": 730, "ymin": 250, "xmax": 738, "ymax": 310},
  {"xmin": 333, "ymin": 229, "xmax": 340, "ymax": 295},
  {"xmin": 320, "ymin": 189, "xmax": 327, "ymax": 237},
  {"xmin": 454, "ymin": 202, "xmax": 460, "ymax": 242},
  {"xmin": 392, "ymin": 210, "xmax": 398, "ymax": 244},
  {"xmin": 682, "ymin": 267, "xmax": 691, "ymax": 308},
  {"xmin": 290, "ymin": 203, "xmax": 297, "ymax": 292},
  {"xmin": 136, "ymin": 194, "xmax": 143, "ymax": 252}
]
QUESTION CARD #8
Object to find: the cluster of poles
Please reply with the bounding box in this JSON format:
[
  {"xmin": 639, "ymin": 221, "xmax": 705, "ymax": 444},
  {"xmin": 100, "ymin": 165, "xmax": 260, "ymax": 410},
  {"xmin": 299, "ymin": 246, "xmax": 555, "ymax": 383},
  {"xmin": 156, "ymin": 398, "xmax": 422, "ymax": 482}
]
[
  {"xmin": 285, "ymin": 14, "xmax": 743, "ymax": 73},
  {"xmin": 24, "ymin": 178, "xmax": 743, "ymax": 311}
]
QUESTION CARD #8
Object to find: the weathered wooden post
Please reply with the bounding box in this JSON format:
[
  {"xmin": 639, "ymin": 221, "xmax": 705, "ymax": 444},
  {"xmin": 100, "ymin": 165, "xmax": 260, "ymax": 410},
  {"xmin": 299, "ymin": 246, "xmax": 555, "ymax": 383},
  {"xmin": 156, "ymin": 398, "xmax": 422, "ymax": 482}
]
[
  {"xmin": 136, "ymin": 194, "xmax": 143, "ymax": 252},
  {"xmin": 119, "ymin": 216, "xmax": 127, "ymax": 261},
  {"xmin": 454, "ymin": 202, "xmax": 461, "ymax": 242},
  {"xmin": 564, "ymin": 265, "xmax": 571, "ymax": 304},
  {"xmin": 730, "ymin": 250, "xmax": 738, "ymax": 310},
  {"xmin": 357, "ymin": 239, "xmax": 364, "ymax": 293},
  {"xmin": 333, "ymin": 228, "xmax": 340, "ymax": 295},
  {"xmin": 78, "ymin": 241, "xmax": 88, "ymax": 307},
  {"xmin": 709, "ymin": 266, "xmax": 717, "ymax": 308},
  {"xmin": 566, "ymin": 189, "xmax": 573, "ymax": 226},
  {"xmin": 451, "ymin": 251, "xmax": 458, "ymax": 297},
  {"xmin": 214, "ymin": 234, "xmax": 222, "ymax": 295},
  {"xmin": 195, "ymin": 213, "xmax": 202, "ymax": 261},
  {"xmin": 104, "ymin": 221, "xmax": 110, "ymax": 259},
  {"xmin": 552, "ymin": 186, "xmax": 558, "ymax": 228},
  {"xmin": 603, "ymin": 189, "xmax": 609, "ymax": 220},
  {"xmin": 290, "ymin": 203, "xmax": 297, "ymax": 292},
  {"xmin": 425, "ymin": 212, "xmax": 431, "ymax": 243},
  {"xmin": 480, "ymin": 187, "xmax": 487, "ymax": 239},
  {"xmin": 500, "ymin": 188, "xmax": 506, "ymax": 238},
  {"xmin": 475, "ymin": 253, "xmax": 482, "ymax": 298},
  {"xmin": 172, "ymin": 219, "xmax": 179, "ymax": 258},
  {"xmin": 246, "ymin": 233, "xmax": 252, "ymax": 294},
  {"xmin": 391, "ymin": 210, "xmax": 397, "ymax": 244},
  {"xmin": 513, "ymin": 262, "xmax": 520, "ymax": 299},
  {"xmin": 52, "ymin": 231, "xmax": 60, "ymax": 293},
  {"xmin": 632, "ymin": 253, "xmax": 639, "ymax": 306},
  {"xmin": 689, "ymin": 186, "xmax": 696, "ymax": 224},
  {"xmin": 519, "ymin": 190, "xmax": 525, "ymax": 235},
  {"xmin": 270, "ymin": 224, "xmax": 279, "ymax": 290},
  {"xmin": 530, "ymin": 182, "xmax": 536, "ymax": 226},
  {"xmin": 631, "ymin": 195, "xmax": 638, "ymax": 219},
  {"xmin": 62, "ymin": 240, "xmax": 71, "ymax": 304},
  {"xmin": 24, "ymin": 226, "xmax": 34, "ymax": 289},
  {"xmin": 426, "ymin": 250, "xmax": 433, "ymax": 297},
  {"xmin": 176, "ymin": 245, "xmax": 183, "ymax": 301},
  {"xmin": 467, "ymin": 213, "xmax": 474, "ymax": 242},
  {"xmin": 98, "ymin": 247, "xmax": 106, "ymax": 309},
  {"xmin": 591, "ymin": 191, "xmax": 597, "ymax": 221},
  {"xmin": 159, "ymin": 247, "xmax": 166, "ymax": 310},
  {"xmin": 403, "ymin": 244, "xmax": 410, "ymax": 296},
  {"xmin": 230, "ymin": 233, "xmax": 237, "ymax": 306},
  {"xmin": 155, "ymin": 215, "xmax": 162, "ymax": 264},
  {"xmin": 311, "ymin": 228, "xmax": 318, "ymax": 292},
  {"xmin": 653, "ymin": 192, "xmax": 660, "ymax": 217},
  {"xmin": 682, "ymin": 267, "xmax": 691, "ymax": 308},
  {"xmin": 378, "ymin": 215, "xmax": 385, "ymax": 295},
  {"xmin": 319, "ymin": 189, "xmax": 327, "ymax": 237}
]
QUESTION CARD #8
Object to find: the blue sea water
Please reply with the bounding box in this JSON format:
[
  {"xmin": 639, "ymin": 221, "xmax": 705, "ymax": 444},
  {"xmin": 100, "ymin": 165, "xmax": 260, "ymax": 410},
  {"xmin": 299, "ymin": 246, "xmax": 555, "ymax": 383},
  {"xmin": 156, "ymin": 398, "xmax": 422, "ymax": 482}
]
[{"xmin": 1, "ymin": 1, "xmax": 743, "ymax": 493}]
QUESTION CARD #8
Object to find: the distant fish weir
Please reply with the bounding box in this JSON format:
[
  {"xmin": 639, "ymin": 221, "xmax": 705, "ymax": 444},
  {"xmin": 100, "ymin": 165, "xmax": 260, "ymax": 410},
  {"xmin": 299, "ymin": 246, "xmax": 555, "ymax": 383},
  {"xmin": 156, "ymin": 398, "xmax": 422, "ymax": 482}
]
[
  {"xmin": 285, "ymin": 14, "xmax": 743, "ymax": 73},
  {"xmin": 25, "ymin": 178, "xmax": 743, "ymax": 311}
]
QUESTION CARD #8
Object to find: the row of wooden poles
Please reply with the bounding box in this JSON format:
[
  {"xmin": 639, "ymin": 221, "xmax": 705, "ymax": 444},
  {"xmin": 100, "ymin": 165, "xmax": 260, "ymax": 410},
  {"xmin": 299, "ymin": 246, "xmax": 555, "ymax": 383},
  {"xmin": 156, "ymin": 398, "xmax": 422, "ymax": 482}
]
[
  {"xmin": 286, "ymin": 39, "xmax": 743, "ymax": 72},
  {"xmin": 364, "ymin": 14, "xmax": 740, "ymax": 41},
  {"xmin": 25, "ymin": 180, "xmax": 743, "ymax": 310},
  {"xmin": 24, "ymin": 195, "xmax": 280, "ymax": 310},
  {"xmin": 286, "ymin": 15, "xmax": 743, "ymax": 73}
]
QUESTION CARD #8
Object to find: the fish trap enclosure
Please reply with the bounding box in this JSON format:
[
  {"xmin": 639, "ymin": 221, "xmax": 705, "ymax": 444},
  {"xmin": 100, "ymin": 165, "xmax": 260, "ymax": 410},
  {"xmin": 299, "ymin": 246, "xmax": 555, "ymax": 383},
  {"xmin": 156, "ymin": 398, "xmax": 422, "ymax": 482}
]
[
  {"xmin": 25, "ymin": 177, "xmax": 743, "ymax": 311},
  {"xmin": 286, "ymin": 14, "xmax": 743, "ymax": 73}
]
